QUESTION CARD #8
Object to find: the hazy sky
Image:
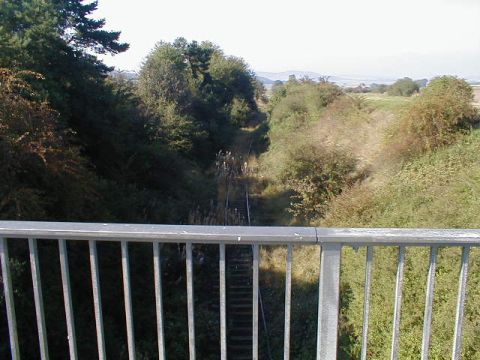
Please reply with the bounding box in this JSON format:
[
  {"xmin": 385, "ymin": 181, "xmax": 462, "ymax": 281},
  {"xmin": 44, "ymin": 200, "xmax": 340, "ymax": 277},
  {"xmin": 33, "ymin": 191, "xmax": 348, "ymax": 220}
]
[{"xmin": 96, "ymin": 0, "xmax": 480, "ymax": 78}]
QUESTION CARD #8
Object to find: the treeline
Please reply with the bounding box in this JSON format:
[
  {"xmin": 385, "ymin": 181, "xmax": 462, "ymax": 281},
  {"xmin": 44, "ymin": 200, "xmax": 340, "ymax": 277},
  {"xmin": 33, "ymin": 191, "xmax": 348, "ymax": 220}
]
[
  {"xmin": 0, "ymin": 0, "xmax": 261, "ymax": 358},
  {"xmin": 346, "ymin": 77, "xmax": 428, "ymax": 96},
  {"xmin": 0, "ymin": 0, "xmax": 261, "ymax": 224}
]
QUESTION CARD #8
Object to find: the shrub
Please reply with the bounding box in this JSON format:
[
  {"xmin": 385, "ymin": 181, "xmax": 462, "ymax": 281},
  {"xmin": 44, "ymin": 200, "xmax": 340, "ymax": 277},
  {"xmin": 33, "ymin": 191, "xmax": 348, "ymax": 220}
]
[
  {"xmin": 311, "ymin": 81, "xmax": 344, "ymax": 107},
  {"xmin": 423, "ymin": 75, "xmax": 474, "ymax": 99},
  {"xmin": 269, "ymin": 81, "xmax": 343, "ymax": 128},
  {"xmin": 279, "ymin": 144, "xmax": 357, "ymax": 222},
  {"xmin": 387, "ymin": 76, "xmax": 477, "ymax": 158}
]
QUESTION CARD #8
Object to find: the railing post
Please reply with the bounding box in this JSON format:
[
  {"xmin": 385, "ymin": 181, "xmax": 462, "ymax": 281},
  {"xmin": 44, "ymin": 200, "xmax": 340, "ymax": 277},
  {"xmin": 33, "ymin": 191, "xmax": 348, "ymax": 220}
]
[
  {"xmin": 252, "ymin": 244, "xmax": 259, "ymax": 360},
  {"xmin": 283, "ymin": 244, "xmax": 293, "ymax": 360},
  {"xmin": 391, "ymin": 246, "xmax": 406, "ymax": 360},
  {"xmin": 361, "ymin": 246, "xmax": 374, "ymax": 360},
  {"xmin": 153, "ymin": 242, "xmax": 166, "ymax": 360},
  {"xmin": 58, "ymin": 239, "xmax": 78, "ymax": 360},
  {"xmin": 316, "ymin": 243, "xmax": 341, "ymax": 360},
  {"xmin": 121, "ymin": 241, "xmax": 136, "ymax": 360},
  {"xmin": 88, "ymin": 240, "xmax": 106, "ymax": 360},
  {"xmin": 29, "ymin": 238, "xmax": 49, "ymax": 360},
  {"xmin": 186, "ymin": 242, "xmax": 196, "ymax": 360},
  {"xmin": 219, "ymin": 243, "xmax": 227, "ymax": 360},
  {"xmin": 452, "ymin": 246, "xmax": 470, "ymax": 360},
  {"xmin": 0, "ymin": 238, "xmax": 20, "ymax": 360}
]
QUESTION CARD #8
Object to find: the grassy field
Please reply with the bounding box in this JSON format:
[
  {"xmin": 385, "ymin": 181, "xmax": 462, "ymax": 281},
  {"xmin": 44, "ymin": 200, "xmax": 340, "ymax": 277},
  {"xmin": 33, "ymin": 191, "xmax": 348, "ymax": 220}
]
[{"xmin": 351, "ymin": 92, "xmax": 413, "ymax": 111}]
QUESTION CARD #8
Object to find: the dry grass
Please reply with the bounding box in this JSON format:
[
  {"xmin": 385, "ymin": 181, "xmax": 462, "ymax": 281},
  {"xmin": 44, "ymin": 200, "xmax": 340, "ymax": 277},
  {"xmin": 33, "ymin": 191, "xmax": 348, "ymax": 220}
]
[{"xmin": 309, "ymin": 96, "xmax": 399, "ymax": 175}]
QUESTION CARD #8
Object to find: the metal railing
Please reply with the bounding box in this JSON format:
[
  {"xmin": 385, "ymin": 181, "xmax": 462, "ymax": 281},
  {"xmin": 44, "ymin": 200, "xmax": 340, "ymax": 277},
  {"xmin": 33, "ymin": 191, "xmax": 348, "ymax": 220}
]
[{"xmin": 1, "ymin": 221, "xmax": 480, "ymax": 360}]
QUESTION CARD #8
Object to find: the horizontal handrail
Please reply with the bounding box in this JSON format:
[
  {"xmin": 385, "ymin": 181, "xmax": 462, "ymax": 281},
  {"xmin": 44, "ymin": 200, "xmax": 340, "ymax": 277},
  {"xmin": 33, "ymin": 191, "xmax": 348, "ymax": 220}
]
[
  {"xmin": 1, "ymin": 221, "xmax": 480, "ymax": 245},
  {"xmin": 316, "ymin": 228, "xmax": 480, "ymax": 245},
  {"xmin": 0, "ymin": 221, "xmax": 316, "ymax": 244},
  {"xmin": 1, "ymin": 220, "xmax": 479, "ymax": 360}
]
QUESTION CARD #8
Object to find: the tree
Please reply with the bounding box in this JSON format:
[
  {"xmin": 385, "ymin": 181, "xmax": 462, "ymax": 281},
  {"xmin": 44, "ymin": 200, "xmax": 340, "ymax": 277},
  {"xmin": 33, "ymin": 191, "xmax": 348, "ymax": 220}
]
[
  {"xmin": 0, "ymin": 0, "xmax": 128, "ymax": 69},
  {"xmin": 370, "ymin": 83, "xmax": 388, "ymax": 93},
  {"xmin": 138, "ymin": 42, "xmax": 192, "ymax": 112},
  {"xmin": 208, "ymin": 50, "xmax": 257, "ymax": 109},
  {"xmin": 0, "ymin": 0, "xmax": 131, "ymax": 175},
  {"xmin": 138, "ymin": 39, "xmax": 259, "ymax": 160},
  {"xmin": 387, "ymin": 77, "xmax": 419, "ymax": 96},
  {"xmin": 415, "ymin": 78, "xmax": 428, "ymax": 89}
]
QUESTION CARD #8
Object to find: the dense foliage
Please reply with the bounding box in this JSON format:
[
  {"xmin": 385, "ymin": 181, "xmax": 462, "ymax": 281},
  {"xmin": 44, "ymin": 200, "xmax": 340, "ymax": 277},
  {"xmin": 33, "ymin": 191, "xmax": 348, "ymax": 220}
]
[
  {"xmin": 0, "ymin": 69, "xmax": 102, "ymax": 220},
  {"xmin": 2, "ymin": 1, "xmax": 480, "ymax": 359},
  {"xmin": 259, "ymin": 78, "xmax": 350, "ymax": 223},
  {"xmin": 280, "ymin": 144, "xmax": 356, "ymax": 222},
  {"xmin": 389, "ymin": 76, "xmax": 477, "ymax": 159},
  {"xmin": 387, "ymin": 77, "xmax": 420, "ymax": 96},
  {"xmin": 259, "ymin": 78, "xmax": 480, "ymax": 359},
  {"xmin": 0, "ymin": 1, "xmax": 259, "ymax": 359},
  {"xmin": 138, "ymin": 39, "xmax": 258, "ymax": 163}
]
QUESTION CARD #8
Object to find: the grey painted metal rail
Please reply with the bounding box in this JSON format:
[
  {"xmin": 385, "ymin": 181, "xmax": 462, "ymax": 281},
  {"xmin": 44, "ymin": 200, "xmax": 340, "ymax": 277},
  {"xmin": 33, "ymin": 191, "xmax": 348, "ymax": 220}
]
[
  {"xmin": 0, "ymin": 221, "xmax": 479, "ymax": 360},
  {"xmin": 153, "ymin": 242, "xmax": 166, "ymax": 360},
  {"xmin": 360, "ymin": 246, "xmax": 373, "ymax": 360}
]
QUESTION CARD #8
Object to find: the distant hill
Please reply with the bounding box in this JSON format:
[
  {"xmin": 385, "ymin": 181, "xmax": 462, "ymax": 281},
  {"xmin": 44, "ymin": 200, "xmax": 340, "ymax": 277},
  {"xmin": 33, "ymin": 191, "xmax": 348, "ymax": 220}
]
[
  {"xmin": 256, "ymin": 76, "xmax": 275, "ymax": 85},
  {"xmin": 256, "ymin": 71, "xmax": 325, "ymax": 82},
  {"xmin": 110, "ymin": 70, "xmax": 139, "ymax": 81},
  {"xmin": 255, "ymin": 71, "xmax": 397, "ymax": 87}
]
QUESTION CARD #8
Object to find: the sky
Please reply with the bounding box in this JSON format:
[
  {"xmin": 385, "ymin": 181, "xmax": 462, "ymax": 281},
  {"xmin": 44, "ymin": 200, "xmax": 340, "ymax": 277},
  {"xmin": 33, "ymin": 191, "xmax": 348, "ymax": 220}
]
[{"xmin": 95, "ymin": 0, "xmax": 480, "ymax": 79}]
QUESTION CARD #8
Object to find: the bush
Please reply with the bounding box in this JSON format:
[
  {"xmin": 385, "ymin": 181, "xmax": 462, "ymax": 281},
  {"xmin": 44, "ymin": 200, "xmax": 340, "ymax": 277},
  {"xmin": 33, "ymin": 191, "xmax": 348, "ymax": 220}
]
[
  {"xmin": 269, "ymin": 81, "xmax": 343, "ymax": 127},
  {"xmin": 388, "ymin": 76, "xmax": 477, "ymax": 158},
  {"xmin": 279, "ymin": 144, "xmax": 357, "ymax": 222}
]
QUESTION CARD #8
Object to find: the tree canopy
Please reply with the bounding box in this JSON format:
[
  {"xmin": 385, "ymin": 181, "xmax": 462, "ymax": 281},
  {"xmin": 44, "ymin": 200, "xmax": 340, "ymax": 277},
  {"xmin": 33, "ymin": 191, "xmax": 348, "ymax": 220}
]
[
  {"xmin": 387, "ymin": 77, "xmax": 419, "ymax": 96},
  {"xmin": 0, "ymin": 3, "xmax": 263, "ymax": 358},
  {"xmin": 138, "ymin": 38, "xmax": 258, "ymax": 162}
]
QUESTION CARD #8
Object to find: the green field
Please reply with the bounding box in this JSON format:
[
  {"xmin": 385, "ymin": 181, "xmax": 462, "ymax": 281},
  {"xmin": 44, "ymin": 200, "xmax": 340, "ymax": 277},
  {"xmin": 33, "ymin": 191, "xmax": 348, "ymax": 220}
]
[{"xmin": 351, "ymin": 92, "xmax": 413, "ymax": 111}]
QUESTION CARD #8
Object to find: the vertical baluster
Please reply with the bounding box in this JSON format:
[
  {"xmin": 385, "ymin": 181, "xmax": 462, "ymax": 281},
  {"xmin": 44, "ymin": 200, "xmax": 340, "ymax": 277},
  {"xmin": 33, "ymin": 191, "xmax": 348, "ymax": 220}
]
[
  {"xmin": 316, "ymin": 244, "xmax": 341, "ymax": 360},
  {"xmin": 186, "ymin": 242, "xmax": 196, "ymax": 360},
  {"xmin": 421, "ymin": 246, "xmax": 438, "ymax": 360},
  {"xmin": 58, "ymin": 239, "xmax": 78, "ymax": 360},
  {"xmin": 29, "ymin": 238, "xmax": 49, "ymax": 360},
  {"xmin": 121, "ymin": 241, "xmax": 136, "ymax": 360},
  {"xmin": 361, "ymin": 246, "xmax": 374, "ymax": 360},
  {"xmin": 153, "ymin": 242, "xmax": 166, "ymax": 360},
  {"xmin": 252, "ymin": 244, "xmax": 259, "ymax": 360},
  {"xmin": 0, "ymin": 238, "xmax": 20, "ymax": 360},
  {"xmin": 391, "ymin": 246, "xmax": 406, "ymax": 360},
  {"xmin": 219, "ymin": 243, "xmax": 227, "ymax": 360},
  {"xmin": 452, "ymin": 246, "xmax": 470, "ymax": 360},
  {"xmin": 89, "ymin": 240, "xmax": 106, "ymax": 360},
  {"xmin": 283, "ymin": 244, "xmax": 293, "ymax": 360}
]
